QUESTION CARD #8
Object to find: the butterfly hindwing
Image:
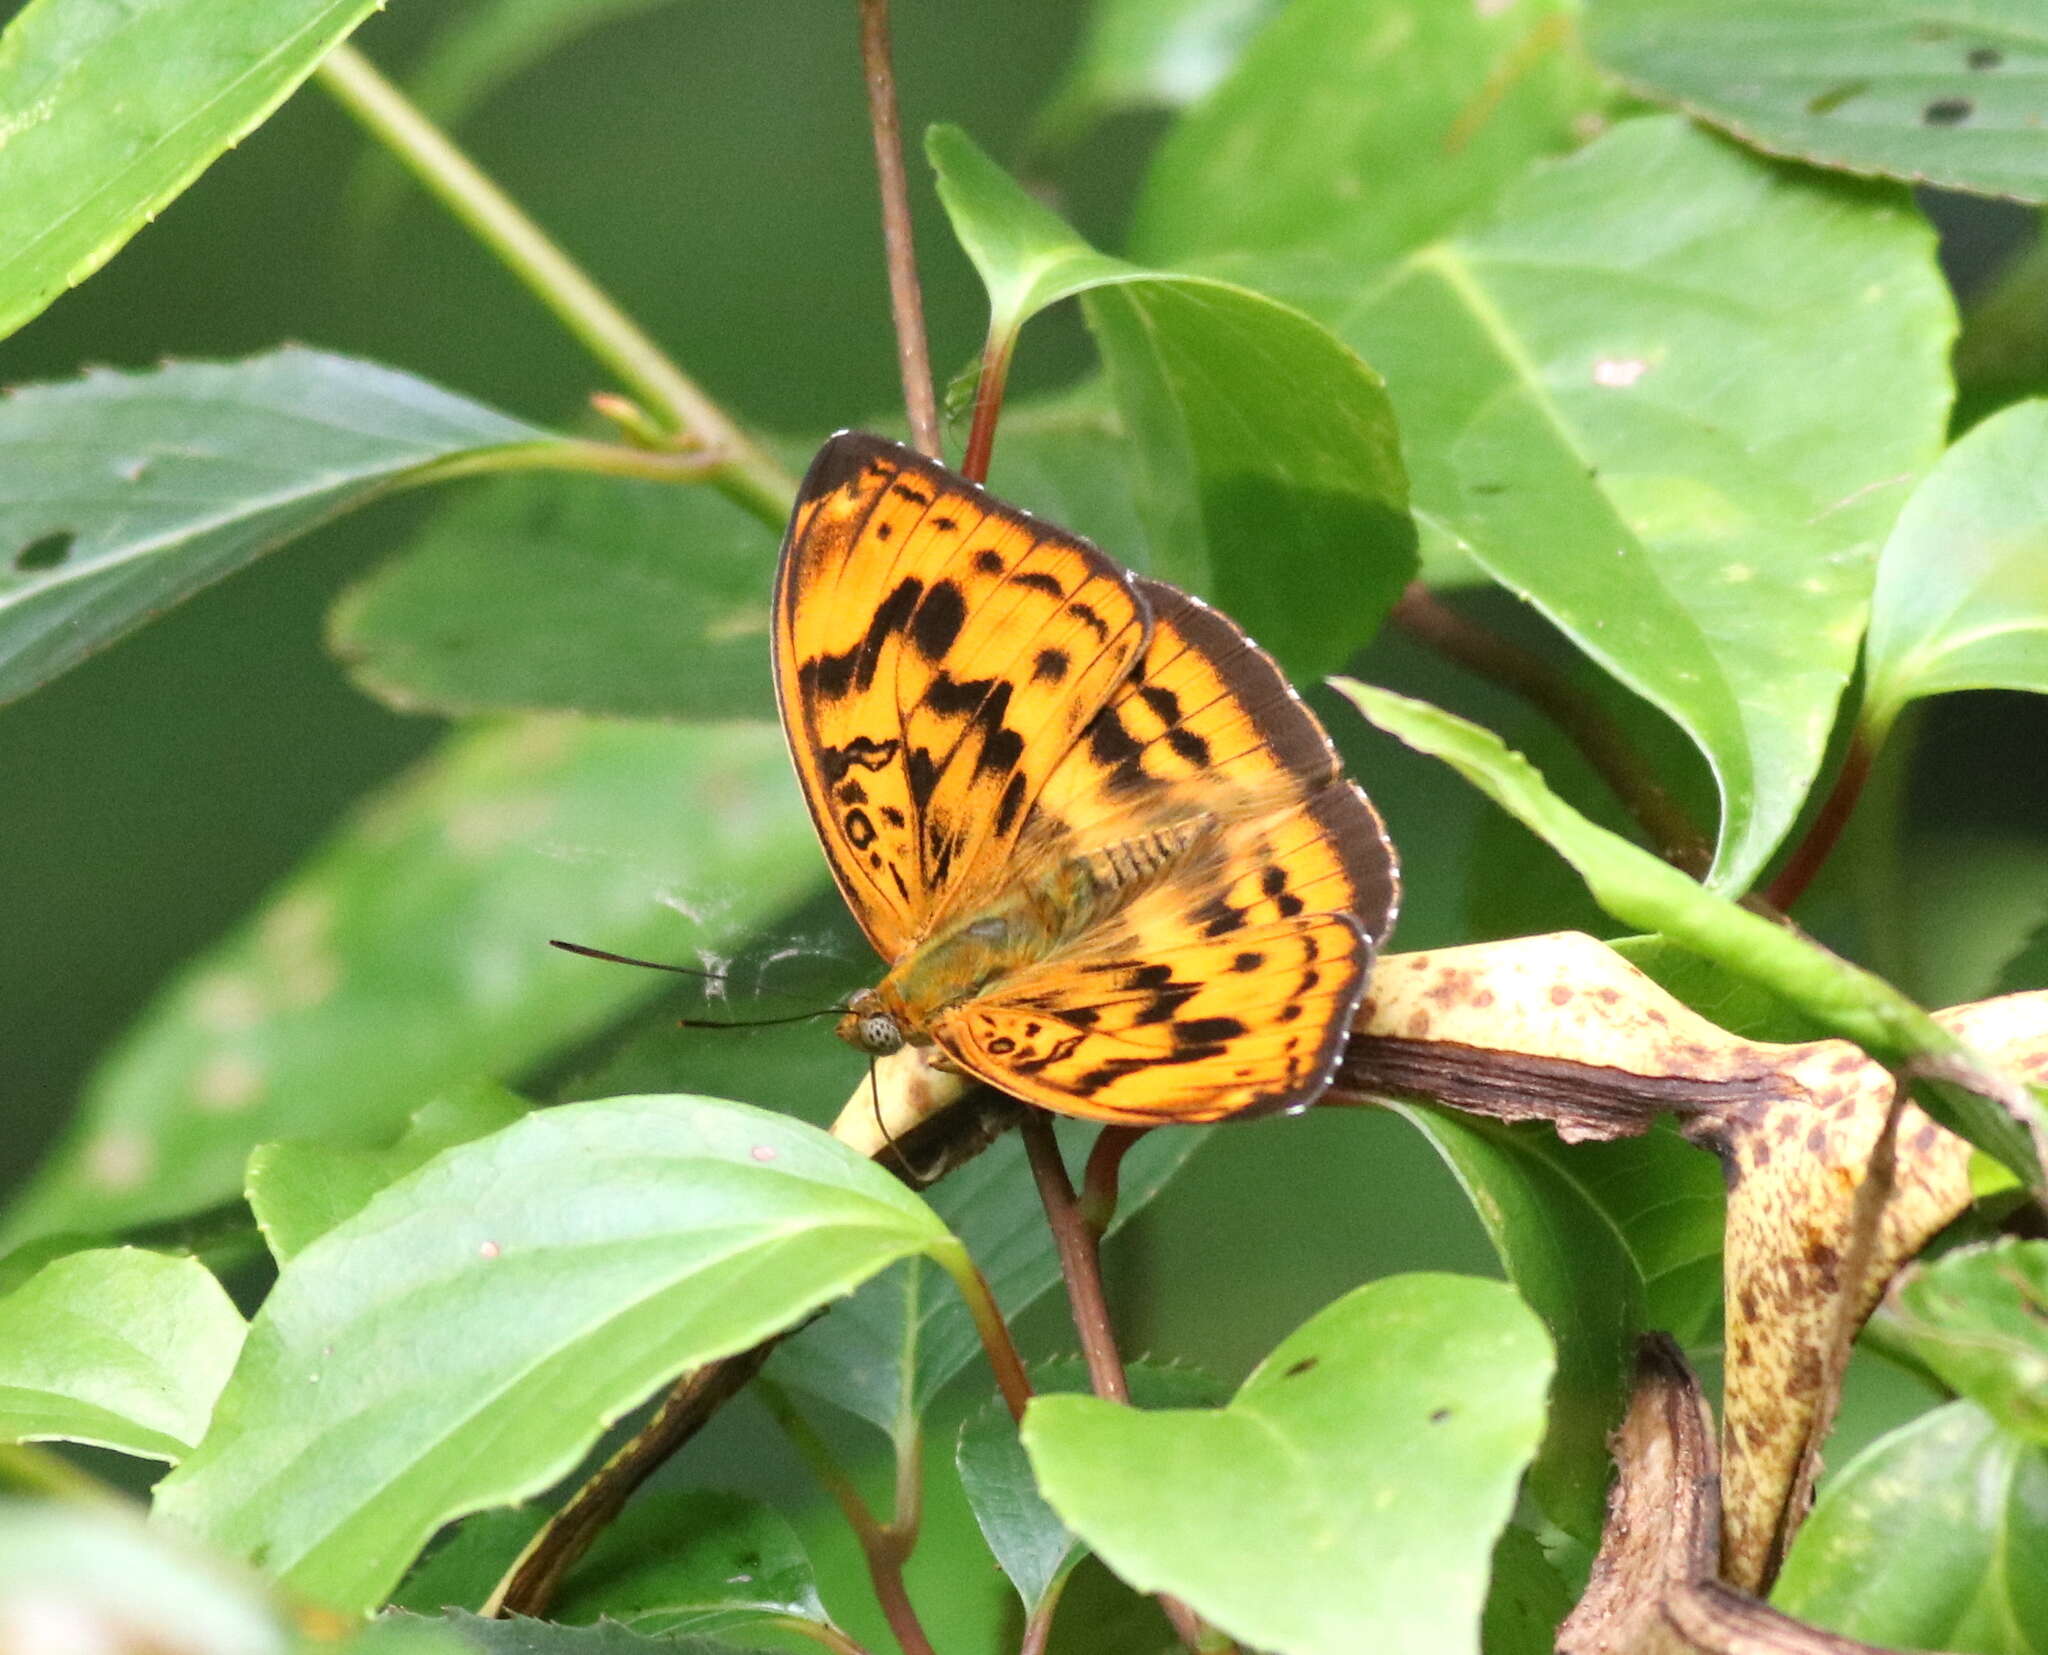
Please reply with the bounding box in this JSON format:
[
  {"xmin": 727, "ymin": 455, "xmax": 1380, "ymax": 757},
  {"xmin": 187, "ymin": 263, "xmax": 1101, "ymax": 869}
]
[
  {"xmin": 934, "ymin": 910, "xmax": 1370, "ymax": 1124},
  {"xmin": 920, "ymin": 577, "xmax": 1398, "ymax": 1123},
  {"xmin": 773, "ymin": 433, "xmax": 1151, "ymax": 959}
]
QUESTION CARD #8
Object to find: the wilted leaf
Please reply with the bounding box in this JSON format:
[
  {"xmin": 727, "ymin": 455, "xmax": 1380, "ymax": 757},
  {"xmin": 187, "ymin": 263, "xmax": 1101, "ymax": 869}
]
[{"xmin": 1332, "ymin": 679, "xmax": 2045, "ymax": 1184}]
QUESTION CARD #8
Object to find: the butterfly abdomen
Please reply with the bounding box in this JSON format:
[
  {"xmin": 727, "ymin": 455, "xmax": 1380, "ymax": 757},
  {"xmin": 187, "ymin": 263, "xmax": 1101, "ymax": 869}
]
[{"xmin": 1078, "ymin": 819, "xmax": 1208, "ymax": 895}]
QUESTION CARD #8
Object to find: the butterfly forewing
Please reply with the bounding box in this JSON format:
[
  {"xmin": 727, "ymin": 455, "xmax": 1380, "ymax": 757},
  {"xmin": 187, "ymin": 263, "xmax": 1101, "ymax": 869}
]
[
  {"xmin": 773, "ymin": 433, "xmax": 1150, "ymax": 959},
  {"xmin": 1025, "ymin": 580, "xmax": 1398, "ymax": 946}
]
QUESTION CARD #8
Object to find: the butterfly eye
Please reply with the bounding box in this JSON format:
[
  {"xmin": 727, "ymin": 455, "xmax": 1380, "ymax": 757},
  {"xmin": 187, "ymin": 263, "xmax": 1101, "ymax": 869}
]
[{"xmin": 858, "ymin": 1013, "xmax": 905, "ymax": 1055}]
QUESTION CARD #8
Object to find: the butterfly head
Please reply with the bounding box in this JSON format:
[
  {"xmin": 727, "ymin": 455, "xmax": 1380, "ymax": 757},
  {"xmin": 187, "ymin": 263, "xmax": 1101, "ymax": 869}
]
[{"xmin": 838, "ymin": 986, "xmax": 907, "ymax": 1056}]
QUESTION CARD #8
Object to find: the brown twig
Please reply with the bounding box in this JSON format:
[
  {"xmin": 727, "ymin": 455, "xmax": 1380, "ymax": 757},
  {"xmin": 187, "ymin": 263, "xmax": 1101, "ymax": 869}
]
[
  {"xmin": 1389, "ymin": 583, "xmax": 1714, "ymax": 878},
  {"xmin": 959, "ymin": 331, "xmax": 1015, "ymax": 484},
  {"xmin": 484, "ymin": 1341, "xmax": 778, "ymax": 1616},
  {"xmin": 858, "ymin": 0, "xmax": 942, "ymax": 459},
  {"xmin": 1021, "ymin": 1114, "xmax": 1131, "ymax": 1405},
  {"xmin": 1079, "ymin": 1125, "xmax": 1149, "ymax": 1238},
  {"xmin": 937, "ymin": 1245, "xmax": 1038, "ymax": 1424},
  {"xmin": 760, "ymin": 1381, "xmax": 938, "ymax": 1655},
  {"xmin": 1764, "ymin": 728, "xmax": 1874, "ymax": 912}
]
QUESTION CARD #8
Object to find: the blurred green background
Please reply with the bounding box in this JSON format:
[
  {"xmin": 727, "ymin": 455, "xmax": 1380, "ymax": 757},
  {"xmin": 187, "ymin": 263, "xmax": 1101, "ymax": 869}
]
[{"xmin": 4, "ymin": 14, "xmax": 2047, "ymax": 1624}]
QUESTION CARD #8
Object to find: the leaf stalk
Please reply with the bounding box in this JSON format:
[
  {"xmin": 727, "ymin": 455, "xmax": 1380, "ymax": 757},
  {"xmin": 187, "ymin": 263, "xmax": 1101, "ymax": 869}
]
[{"xmin": 313, "ymin": 43, "xmax": 794, "ymax": 528}]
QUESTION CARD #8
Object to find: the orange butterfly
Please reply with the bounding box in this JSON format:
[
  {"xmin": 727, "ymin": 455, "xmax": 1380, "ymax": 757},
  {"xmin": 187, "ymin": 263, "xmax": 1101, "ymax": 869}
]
[{"xmin": 773, "ymin": 432, "xmax": 1399, "ymax": 1125}]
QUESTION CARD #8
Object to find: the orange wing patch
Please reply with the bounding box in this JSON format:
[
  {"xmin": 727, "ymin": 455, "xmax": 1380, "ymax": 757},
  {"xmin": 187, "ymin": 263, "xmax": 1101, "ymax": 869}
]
[
  {"xmin": 775, "ymin": 432, "xmax": 1400, "ymax": 1126},
  {"xmin": 936, "ymin": 910, "xmax": 1369, "ymax": 1124},
  {"xmin": 773, "ymin": 433, "xmax": 1148, "ymax": 959}
]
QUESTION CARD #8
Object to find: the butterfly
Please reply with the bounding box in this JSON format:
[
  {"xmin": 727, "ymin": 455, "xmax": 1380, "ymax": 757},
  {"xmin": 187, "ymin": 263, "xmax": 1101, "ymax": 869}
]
[{"xmin": 772, "ymin": 431, "xmax": 1399, "ymax": 1126}]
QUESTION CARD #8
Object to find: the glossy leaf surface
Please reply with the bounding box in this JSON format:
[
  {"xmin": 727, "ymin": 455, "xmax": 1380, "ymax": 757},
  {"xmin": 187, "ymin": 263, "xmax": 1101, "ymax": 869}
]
[{"xmin": 154, "ymin": 1095, "xmax": 954, "ymax": 1612}]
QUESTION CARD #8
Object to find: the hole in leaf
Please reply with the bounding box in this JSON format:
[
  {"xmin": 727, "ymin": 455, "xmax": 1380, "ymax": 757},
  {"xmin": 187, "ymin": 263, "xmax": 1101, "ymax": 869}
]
[
  {"xmin": 14, "ymin": 531, "xmax": 74, "ymax": 572},
  {"xmin": 1923, "ymin": 97, "xmax": 1973, "ymax": 125},
  {"xmin": 1806, "ymin": 80, "xmax": 1869, "ymax": 115},
  {"xmin": 1283, "ymin": 1357, "xmax": 1319, "ymax": 1378},
  {"xmin": 1968, "ymin": 46, "xmax": 2003, "ymax": 69}
]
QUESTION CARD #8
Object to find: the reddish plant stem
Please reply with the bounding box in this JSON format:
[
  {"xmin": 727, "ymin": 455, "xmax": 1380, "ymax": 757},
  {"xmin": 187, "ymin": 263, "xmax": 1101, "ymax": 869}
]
[
  {"xmin": 485, "ymin": 1342, "xmax": 776, "ymax": 1615},
  {"xmin": 1021, "ymin": 1114, "xmax": 1130, "ymax": 1404},
  {"xmin": 1389, "ymin": 583, "xmax": 1714, "ymax": 878},
  {"xmin": 1018, "ymin": 1116, "xmax": 1223, "ymax": 1654},
  {"xmin": 760, "ymin": 1382, "xmax": 938, "ymax": 1655},
  {"xmin": 1765, "ymin": 727, "xmax": 1875, "ymax": 913},
  {"xmin": 959, "ymin": 331, "xmax": 1015, "ymax": 484},
  {"xmin": 857, "ymin": 0, "xmax": 941, "ymax": 459},
  {"xmin": 1080, "ymin": 1125, "xmax": 1149, "ymax": 1238}
]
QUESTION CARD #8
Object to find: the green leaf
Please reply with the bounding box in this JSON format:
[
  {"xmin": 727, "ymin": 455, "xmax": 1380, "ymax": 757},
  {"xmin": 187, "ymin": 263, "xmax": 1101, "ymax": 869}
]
[
  {"xmin": 396, "ymin": 1492, "xmax": 826, "ymax": 1637},
  {"xmin": 1610, "ymin": 935, "xmax": 1835, "ymax": 1045},
  {"xmin": 332, "ymin": 472, "xmax": 778, "ymax": 721},
  {"xmin": 1588, "ymin": 0, "xmax": 2048, "ymax": 204},
  {"xmin": 1130, "ymin": 0, "xmax": 1597, "ymax": 271},
  {"xmin": 153, "ymin": 1094, "xmax": 956, "ymax": 1613},
  {"xmin": 767, "ymin": 1121, "xmax": 1203, "ymax": 1439},
  {"xmin": 1482, "ymin": 1527, "xmax": 1573, "ymax": 1655},
  {"xmin": 0, "ymin": 0, "xmax": 385, "ymax": 341},
  {"xmin": 1337, "ymin": 116, "xmax": 1954, "ymax": 889},
  {"xmin": 0, "ymin": 1248, "xmax": 242, "ymax": 1462},
  {"xmin": 1022, "ymin": 1274, "xmax": 1552, "ymax": 1655},
  {"xmin": 0, "ymin": 1500, "xmax": 291, "ymax": 1654},
  {"xmin": 1332, "ymin": 680, "xmax": 2047, "ymax": 1184},
  {"xmin": 1389, "ymin": 1106, "xmax": 1640, "ymax": 1540},
  {"xmin": 1881, "ymin": 1239, "xmax": 2048, "ymax": 1446},
  {"xmin": 1773, "ymin": 1401, "xmax": 2048, "ymax": 1653},
  {"xmin": 929, "ymin": 124, "xmax": 1415, "ymax": 677},
  {"xmin": 0, "ymin": 349, "xmax": 553, "ymax": 705},
  {"xmin": 247, "ymin": 1081, "xmax": 532, "ymax": 1265},
  {"xmin": 3, "ymin": 717, "xmax": 821, "ymax": 1245},
  {"xmin": 1995, "ymin": 916, "xmax": 2048, "ymax": 995},
  {"xmin": 955, "ymin": 1358, "xmax": 1226, "ymax": 1614},
  {"xmin": 1032, "ymin": 0, "xmax": 1286, "ymax": 150},
  {"xmin": 1862, "ymin": 398, "xmax": 2048, "ymax": 742},
  {"xmin": 388, "ymin": 1610, "xmax": 763, "ymax": 1654}
]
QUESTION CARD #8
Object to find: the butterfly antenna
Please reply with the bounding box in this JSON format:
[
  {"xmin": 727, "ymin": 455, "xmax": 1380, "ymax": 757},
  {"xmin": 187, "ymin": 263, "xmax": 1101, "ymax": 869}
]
[
  {"xmin": 549, "ymin": 939, "xmax": 729, "ymax": 983},
  {"xmin": 553, "ymin": 938, "xmax": 846, "ymax": 1031},
  {"xmin": 675, "ymin": 1008, "xmax": 845, "ymax": 1031}
]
